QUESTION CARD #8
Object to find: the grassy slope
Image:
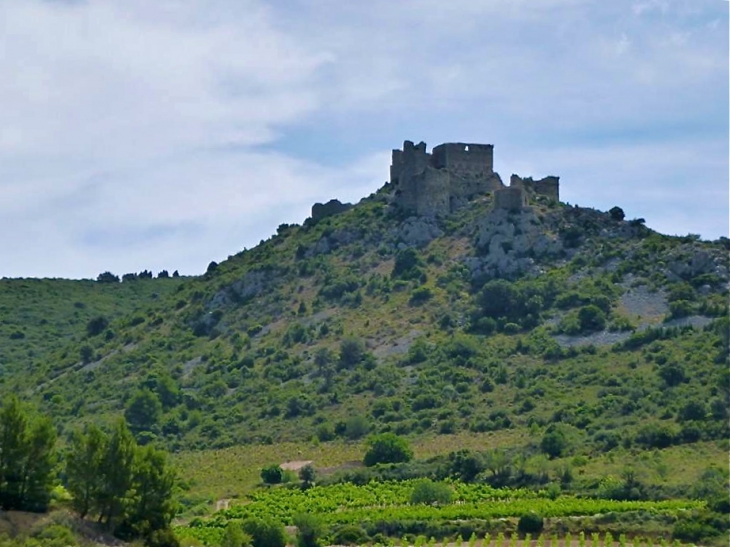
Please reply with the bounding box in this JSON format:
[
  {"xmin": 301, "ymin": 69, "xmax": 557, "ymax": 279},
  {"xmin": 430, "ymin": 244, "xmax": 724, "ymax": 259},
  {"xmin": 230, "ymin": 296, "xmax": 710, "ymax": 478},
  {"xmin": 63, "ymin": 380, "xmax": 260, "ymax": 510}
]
[{"xmin": 0, "ymin": 188, "xmax": 727, "ymax": 509}]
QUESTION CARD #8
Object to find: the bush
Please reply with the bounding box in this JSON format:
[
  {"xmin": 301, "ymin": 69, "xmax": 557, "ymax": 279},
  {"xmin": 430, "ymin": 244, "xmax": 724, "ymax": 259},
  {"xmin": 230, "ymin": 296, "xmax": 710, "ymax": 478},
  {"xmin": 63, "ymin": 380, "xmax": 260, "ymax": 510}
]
[
  {"xmin": 221, "ymin": 523, "xmax": 250, "ymax": 547},
  {"xmin": 410, "ymin": 479, "xmax": 453, "ymax": 505},
  {"xmin": 293, "ymin": 513, "xmax": 325, "ymax": 547},
  {"xmin": 363, "ymin": 433, "xmax": 413, "ymax": 466},
  {"xmin": 344, "ymin": 415, "xmax": 369, "ymax": 440},
  {"xmin": 260, "ymin": 464, "xmax": 284, "ymax": 485},
  {"xmin": 242, "ymin": 518, "xmax": 286, "ymax": 547},
  {"xmin": 299, "ymin": 465, "xmax": 316, "ymax": 488},
  {"xmin": 339, "ymin": 337, "xmax": 365, "ymax": 369},
  {"xmin": 517, "ymin": 512, "xmax": 544, "ymax": 534},
  {"xmin": 86, "ymin": 316, "xmax": 109, "ymax": 337},
  {"xmin": 608, "ymin": 206, "xmax": 625, "ymax": 221},
  {"xmin": 577, "ymin": 305, "xmax": 606, "ymax": 332},
  {"xmin": 541, "ymin": 427, "xmax": 568, "ymax": 459},
  {"xmin": 409, "ymin": 287, "xmax": 433, "ymax": 306},
  {"xmin": 145, "ymin": 528, "xmax": 181, "ymax": 547},
  {"xmin": 332, "ymin": 525, "xmax": 367, "ymax": 546}
]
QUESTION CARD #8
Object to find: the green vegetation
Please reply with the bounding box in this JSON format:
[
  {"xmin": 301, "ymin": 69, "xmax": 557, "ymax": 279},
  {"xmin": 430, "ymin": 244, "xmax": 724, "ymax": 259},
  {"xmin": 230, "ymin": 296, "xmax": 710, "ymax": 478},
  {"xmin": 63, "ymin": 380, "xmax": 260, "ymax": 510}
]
[
  {"xmin": 0, "ymin": 183, "xmax": 728, "ymax": 543},
  {"xmin": 0, "ymin": 398, "xmax": 178, "ymax": 547}
]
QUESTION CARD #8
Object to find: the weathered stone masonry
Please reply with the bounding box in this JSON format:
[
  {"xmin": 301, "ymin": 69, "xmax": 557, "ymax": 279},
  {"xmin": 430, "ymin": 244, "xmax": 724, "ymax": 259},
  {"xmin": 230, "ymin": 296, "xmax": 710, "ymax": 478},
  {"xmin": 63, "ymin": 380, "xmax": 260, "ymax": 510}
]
[{"xmin": 390, "ymin": 140, "xmax": 560, "ymax": 216}]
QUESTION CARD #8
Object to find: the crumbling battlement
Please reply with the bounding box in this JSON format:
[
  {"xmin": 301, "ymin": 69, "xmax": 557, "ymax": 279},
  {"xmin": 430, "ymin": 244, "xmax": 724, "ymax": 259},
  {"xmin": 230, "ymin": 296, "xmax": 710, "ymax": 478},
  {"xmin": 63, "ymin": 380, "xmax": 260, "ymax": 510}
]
[
  {"xmin": 509, "ymin": 174, "xmax": 559, "ymax": 202},
  {"xmin": 391, "ymin": 141, "xmax": 503, "ymax": 216},
  {"xmin": 311, "ymin": 199, "xmax": 352, "ymax": 221},
  {"xmin": 390, "ymin": 140, "xmax": 560, "ymax": 216}
]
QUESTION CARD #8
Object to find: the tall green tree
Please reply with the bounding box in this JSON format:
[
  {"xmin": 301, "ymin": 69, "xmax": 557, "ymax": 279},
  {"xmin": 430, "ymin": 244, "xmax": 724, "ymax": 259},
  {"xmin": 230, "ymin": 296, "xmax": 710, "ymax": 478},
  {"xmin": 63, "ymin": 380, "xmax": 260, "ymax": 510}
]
[
  {"xmin": 66, "ymin": 424, "xmax": 107, "ymax": 518},
  {"xmin": 0, "ymin": 396, "xmax": 29, "ymax": 510},
  {"xmin": 19, "ymin": 416, "xmax": 57, "ymax": 511},
  {"xmin": 124, "ymin": 389, "xmax": 163, "ymax": 434},
  {"xmin": 0, "ymin": 397, "xmax": 56, "ymax": 512},
  {"xmin": 97, "ymin": 420, "xmax": 136, "ymax": 529},
  {"xmin": 122, "ymin": 445, "xmax": 177, "ymax": 537}
]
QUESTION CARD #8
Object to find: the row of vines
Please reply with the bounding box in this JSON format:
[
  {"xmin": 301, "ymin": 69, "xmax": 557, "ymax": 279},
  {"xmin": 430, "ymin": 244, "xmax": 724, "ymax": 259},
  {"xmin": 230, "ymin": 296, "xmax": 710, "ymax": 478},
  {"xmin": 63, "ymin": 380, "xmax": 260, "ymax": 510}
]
[{"xmin": 176, "ymin": 480, "xmax": 704, "ymax": 545}]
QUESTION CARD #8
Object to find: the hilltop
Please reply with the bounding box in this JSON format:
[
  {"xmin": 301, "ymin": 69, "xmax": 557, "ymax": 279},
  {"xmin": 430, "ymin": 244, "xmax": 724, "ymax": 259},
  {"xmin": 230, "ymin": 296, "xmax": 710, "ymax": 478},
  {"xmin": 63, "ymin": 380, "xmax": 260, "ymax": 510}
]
[{"xmin": 0, "ymin": 140, "xmax": 727, "ymax": 502}]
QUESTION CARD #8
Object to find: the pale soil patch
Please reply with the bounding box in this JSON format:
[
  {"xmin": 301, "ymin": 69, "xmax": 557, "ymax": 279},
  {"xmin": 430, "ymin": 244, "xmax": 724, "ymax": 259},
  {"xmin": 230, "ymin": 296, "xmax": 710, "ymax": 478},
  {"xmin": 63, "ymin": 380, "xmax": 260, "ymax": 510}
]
[{"xmin": 280, "ymin": 460, "xmax": 313, "ymax": 471}]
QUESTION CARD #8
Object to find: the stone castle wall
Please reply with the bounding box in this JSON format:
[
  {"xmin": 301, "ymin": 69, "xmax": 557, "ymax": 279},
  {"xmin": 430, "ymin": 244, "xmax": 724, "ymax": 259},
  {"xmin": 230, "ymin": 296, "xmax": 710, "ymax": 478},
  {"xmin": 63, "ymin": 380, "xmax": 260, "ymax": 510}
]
[
  {"xmin": 390, "ymin": 140, "xmax": 560, "ymax": 216},
  {"xmin": 509, "ymin": 174, "xmax": 560, "ymax": 202}
]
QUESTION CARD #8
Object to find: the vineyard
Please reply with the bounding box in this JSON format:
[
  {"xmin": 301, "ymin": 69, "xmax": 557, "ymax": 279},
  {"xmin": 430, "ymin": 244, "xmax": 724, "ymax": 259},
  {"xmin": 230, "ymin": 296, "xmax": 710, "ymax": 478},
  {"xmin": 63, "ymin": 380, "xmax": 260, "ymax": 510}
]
[{"xmin": 175, "ymin": 480, "xmax": 704, "ymax": 545}]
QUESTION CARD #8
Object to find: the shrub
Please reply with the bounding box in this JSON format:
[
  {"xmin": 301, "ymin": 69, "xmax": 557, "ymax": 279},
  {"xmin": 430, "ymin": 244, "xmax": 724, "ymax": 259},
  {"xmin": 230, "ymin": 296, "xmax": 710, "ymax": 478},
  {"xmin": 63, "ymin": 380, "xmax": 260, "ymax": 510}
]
[
  {"xmin": 339, "ymin": 337, "xmax": 365, "ymax": 369},
  {"xmin": 541, "ymin": 427, "xmax": 568, "ymax": 458},
  {"xmin": 517, "ymin": 512, "xmax": 544, "ymax": 534},
  {"xmin": 344, "ymin": 415, "xmax": 369, "ymax": 440},
  {"xmin": 146, "ymin": 528, "xmax": 181, "ymax": 547},
  {"xmin": 577, "ymin": 305, "xmax": 606, "ymax": 332},
  {"xmin": 221, "ymin": 522, "xmax": 250, "ymax": 547},
  {"xmin": 260, "ymin": 464, "xmax": 284, "ymax": 485},
  {"xmin": 242, "ymin": 518, "xmax": 286, "ymax": 547},
  {"xmin": 299, "ymin": 465, "xmax": 316, "ymax": 488},
  {"xmin": 363, "ymin": 433, "xmax": 413, "ymax": 466},
  {"xmin": 392, "ymin": 248, "xmax": 424, "ymax": 280},
  {"xmin": 96, "ymin": 271, "xmax": 119, "ymax": 283},
  {"xmin": 410, "ymin": 479, "xmax": 453, "ymax": 505},
  {"xmin": 86, "ymin": 316, "xmax": 109, "ymax": 337},
  {"xmin": 293, "ymin": 513, "xmax": 325, "ymax": 547},
  {"xmin": 409, "ymin": 287, "xmax": 433, "ymax": 306},
  {"xmin": 609, "ymin": 206, "xmax": 625, "ymax": 221},
  {"xmin": 332, "ymin": 525, "xmax": 367, "ymax": 546}
]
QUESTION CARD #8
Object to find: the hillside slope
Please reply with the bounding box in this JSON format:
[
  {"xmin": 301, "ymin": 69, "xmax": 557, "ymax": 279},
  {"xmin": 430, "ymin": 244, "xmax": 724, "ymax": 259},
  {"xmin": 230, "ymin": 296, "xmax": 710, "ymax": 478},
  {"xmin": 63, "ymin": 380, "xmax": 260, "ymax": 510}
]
[{"xmin": 1, "ymin": 179, "xmax": 727, "ymax": 474}]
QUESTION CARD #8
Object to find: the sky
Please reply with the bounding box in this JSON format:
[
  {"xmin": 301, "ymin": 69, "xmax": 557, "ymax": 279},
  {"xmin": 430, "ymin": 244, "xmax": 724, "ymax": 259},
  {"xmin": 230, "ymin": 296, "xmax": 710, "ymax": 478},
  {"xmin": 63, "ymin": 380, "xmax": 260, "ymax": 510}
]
[{"xmin": 1, "ymin": 0, "xmax": 728, "ymax": 279}]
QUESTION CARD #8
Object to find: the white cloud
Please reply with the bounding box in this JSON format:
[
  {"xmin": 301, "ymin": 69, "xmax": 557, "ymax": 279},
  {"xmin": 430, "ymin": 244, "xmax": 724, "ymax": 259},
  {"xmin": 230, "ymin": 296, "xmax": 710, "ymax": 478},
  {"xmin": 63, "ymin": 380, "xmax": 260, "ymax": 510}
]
[{"xmin": 0, "ymin": 0, "xmax": 726, "ymax": 278}]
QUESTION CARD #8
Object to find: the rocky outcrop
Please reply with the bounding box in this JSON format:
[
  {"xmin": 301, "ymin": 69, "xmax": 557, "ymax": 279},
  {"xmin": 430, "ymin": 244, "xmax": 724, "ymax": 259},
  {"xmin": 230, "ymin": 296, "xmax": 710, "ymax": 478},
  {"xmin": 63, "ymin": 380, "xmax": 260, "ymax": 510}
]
[{"xmin": 465, "ymin": 208, "xmax": 563, "ymax": 280}]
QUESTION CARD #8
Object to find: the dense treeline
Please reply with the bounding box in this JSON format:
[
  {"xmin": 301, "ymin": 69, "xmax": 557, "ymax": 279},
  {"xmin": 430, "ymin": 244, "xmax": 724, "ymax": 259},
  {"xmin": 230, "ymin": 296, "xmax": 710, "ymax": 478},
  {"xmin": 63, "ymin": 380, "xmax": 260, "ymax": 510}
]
[{"xmin": 0, "ymin": 397, "xmax": 178, "ymax": 547}]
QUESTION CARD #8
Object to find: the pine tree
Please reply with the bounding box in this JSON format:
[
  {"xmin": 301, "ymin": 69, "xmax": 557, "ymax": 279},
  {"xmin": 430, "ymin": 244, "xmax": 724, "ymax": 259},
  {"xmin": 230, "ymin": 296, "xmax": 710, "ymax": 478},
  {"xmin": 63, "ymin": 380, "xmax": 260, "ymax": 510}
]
[
  {"xmin": 0, "ymin": 397, "xmax": 56, "ymax": 512},
  {"xmin": 124, "ymin": 445, "xmax": 177, "ymax": 536},
  {"xmin": 97, "ymin": 420, "xmax": 136, "ymax": 529},
  {"xmin": 19, "ymin": 416, "xmax": 57, "ymax": 511},
  {"xmin": 66, "ymin": 424, "xmax": 107, "ymax": 518},
  {"xmin": 0, "ymin": 396, "xmax": 29, "ymax": 510}
]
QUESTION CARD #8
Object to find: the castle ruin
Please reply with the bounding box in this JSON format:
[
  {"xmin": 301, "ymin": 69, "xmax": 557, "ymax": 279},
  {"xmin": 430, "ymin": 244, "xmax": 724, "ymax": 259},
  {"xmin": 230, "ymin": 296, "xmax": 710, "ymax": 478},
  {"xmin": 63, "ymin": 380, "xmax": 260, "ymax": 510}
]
[{"xmin": 390, "ymin": 140, "xmax": 559, "ymax": 216}]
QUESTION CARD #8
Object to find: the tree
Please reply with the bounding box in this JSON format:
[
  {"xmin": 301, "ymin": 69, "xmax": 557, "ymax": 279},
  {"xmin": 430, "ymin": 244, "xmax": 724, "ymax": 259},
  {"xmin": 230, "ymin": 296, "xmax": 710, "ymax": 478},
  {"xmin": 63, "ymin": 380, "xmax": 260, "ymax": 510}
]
[
  {"xmin": 119, "ymin": 445, "xmax": 177, "ymax": 538},
  {"xmin": 66, "ymin": 424, "xmax": 106, "ymax": 518},
  {"xmin": 344, "ymin": 415, "xmax": 369, "ymax": 440},
  {"xmin": 609, "ymin": 206, "xmax": 625, "ymax": 221},
  {"xmin": 448, "ymin": 449, "xmax": 483, "ymax": 482},
  {"xmin": 409, "ymin": 479, "xmax": 453, "ymax": 505},
  {"xmin": 339, "ymin": 337, "xmax": 364, "ymax": 369},
  {"xmin": 517, "ymin": 512, "xmax": 544, "ymax": 534},
  {"xmin": 0, "ymin": 397, "xmax": 56, "ymax": 512},
  {"xmin": 260, "ymin": 464, "xmax": 284, "ymax": 485},
  {"xmin": 20, "ymin": 416, "xmax": 57, "ymax": 511},
  {"xmin": 363, "ymin": 433, "xmax": 413, "ymax": 466},
  {"xmin": 97, "ymin": 420, "xmax": 136, "ymax": 530},
  {"xmin": 124, "ymin": 389, "xmax": 163, "ymax": 434},
  {"xmin": 391, "ymin": 248, "xmax": 423, "ymax": 280},
  {"xmin": 0, "ymin": 396, "xmax": 28, "ymax": 510},
  {"xmin": 577, "ymin": 305, "xmax": 607, "ymax": 332},
  {"xmin": 299, "ymin": 464, "xmax": 316, "ymax": 489},
  {"xmin": 66, "ymin": 419, "xmax": 178, "ymax": 543},
  {"xmin": 541, "ymin": 427, "xmax": 568, "ymax": 459},
  {"xmin": 97, "ymin": 271, "xmax": 120, "ymax": 283},
  {"xmin": 293, "ymin": 513, "xmax": 325, "ymax": 547},
  {"xmin": 86, "ymin": 316, "xmax": 109, "ymax": 337},
  {"xmin": 222, "ymin": 522, "xmax": 251, "ymax": 547},
  {"xmin": 242, "ymin": 518, "xmax": 286, "ymax": 547}
]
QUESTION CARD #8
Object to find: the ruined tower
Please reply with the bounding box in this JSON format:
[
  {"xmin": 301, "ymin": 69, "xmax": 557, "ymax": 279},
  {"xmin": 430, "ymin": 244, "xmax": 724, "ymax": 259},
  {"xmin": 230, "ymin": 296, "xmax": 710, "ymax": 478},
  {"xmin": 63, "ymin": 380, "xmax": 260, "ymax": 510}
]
[{"xmin": 390, "ymin": 140, "xmax": 560, "ymax": 216}]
